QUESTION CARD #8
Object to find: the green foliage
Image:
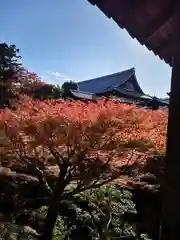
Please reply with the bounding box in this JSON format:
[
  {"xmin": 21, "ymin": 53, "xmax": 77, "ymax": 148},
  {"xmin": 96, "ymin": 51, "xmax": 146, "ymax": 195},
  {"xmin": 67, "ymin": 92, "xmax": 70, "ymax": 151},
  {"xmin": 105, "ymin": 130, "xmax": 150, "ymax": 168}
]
[
  {"xmin": 71, "ymin": 186, "xmax": 137, "ymax": 240},
  {"xmin": 52, "ymin": 84, "xmax": 63, "ymax": 99},
  {"xmin": 38, "ymin": 206, "xmax": 67, "ymax": 240},
  {"xmin": 0, "ymin": 42, "xmax": 21, "ymax": 108},
  {"xmin": 0, "ymin": 186, "xmax": 152, "ymax": 240},
  {"xmin": 33, "ymin": 84, "xmax": 55, "ymax": 100},
  {"xmin": 0, "ymin": 218, "xmax": 39, "ymax": 239},
  {"xmin": 62, "ymin": 80, "xmax": 79, "ymax": 98},
  {"xmin": 0, "ymin": 43, "xmax": 21, "ymax": 75},
  {"xmin": 32, "ymin": 84, "xmax": 63, "ymax": 100},
  {"xmin": 37, "ymin": 186, "xmax": 151, "ymax": 240}
]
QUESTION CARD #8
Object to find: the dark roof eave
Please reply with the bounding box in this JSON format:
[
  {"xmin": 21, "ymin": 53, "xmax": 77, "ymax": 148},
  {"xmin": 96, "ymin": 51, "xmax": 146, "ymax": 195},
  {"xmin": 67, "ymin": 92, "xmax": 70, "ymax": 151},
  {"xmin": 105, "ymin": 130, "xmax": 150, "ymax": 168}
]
[
  {"xmin": 70, "ymin": 89, "xmax": 97, "ymax": 100},
  {"xmin": 87, "ymin": 0, "xmax": 173, "ymax": 67}
]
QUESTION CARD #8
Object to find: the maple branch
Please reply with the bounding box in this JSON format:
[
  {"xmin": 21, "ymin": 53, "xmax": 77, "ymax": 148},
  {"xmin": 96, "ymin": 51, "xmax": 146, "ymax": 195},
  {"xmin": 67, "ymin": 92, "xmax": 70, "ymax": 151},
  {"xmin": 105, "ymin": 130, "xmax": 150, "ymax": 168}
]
[
  {"xmin": 66, "ymin": 173, "xmax": 119, "ymax": 196},
  {"xmin": 16, "ymin": 154, "xmax": 53, "ymax": 196}
]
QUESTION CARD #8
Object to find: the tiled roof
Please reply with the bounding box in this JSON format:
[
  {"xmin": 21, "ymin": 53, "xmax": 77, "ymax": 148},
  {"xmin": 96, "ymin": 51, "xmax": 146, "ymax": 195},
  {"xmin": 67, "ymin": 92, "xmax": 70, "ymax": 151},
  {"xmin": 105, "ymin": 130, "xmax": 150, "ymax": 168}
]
[
  {"xmin": 114, "ymin": 87, "xmax": 152, "ymax": 100},
  {"xmin": 158, "ymin": 98, "xmax": 169, "ymax": 105},
  {"xmin": 77, "ymin": 68, "xmax": 135, "ymax": 94}
]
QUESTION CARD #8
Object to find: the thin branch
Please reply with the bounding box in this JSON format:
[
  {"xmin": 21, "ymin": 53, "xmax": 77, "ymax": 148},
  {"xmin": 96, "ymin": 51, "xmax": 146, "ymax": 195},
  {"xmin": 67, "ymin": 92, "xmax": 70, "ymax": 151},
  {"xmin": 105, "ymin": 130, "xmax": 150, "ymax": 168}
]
[
  {"xmin": 67, "ymin": 145, "xmax": 75, "ymax": 158},
  {"xmin": 99, "ymin": 134, "xmax": 115, "ymax": 149},
  {"xmin": 67, "ymin": 174, "xmax": 119, "ymax": 196},
  {"xmin": 49, "ymin": 148, "xmax": 63, "ymax": 165},
  {"xmin": 33, "ymin": 166, "xmax": 53, "ymax": 195},
  {"xmin": 66, "ymin": 164, "xmax": 78, "ymax": 181},
  {"xmin": 106, "ymin": 213, "xmax": 112, "ymax": 231},
  {"xmin": 18, "ymin": 155, "xmax": 53, "ymax": 196}
]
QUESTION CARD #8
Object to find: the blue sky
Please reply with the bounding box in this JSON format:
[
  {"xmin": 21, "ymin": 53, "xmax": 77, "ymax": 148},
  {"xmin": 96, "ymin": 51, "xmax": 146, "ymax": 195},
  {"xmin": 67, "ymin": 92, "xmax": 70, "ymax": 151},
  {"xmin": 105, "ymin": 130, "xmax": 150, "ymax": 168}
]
[{"xmin": 1, "ymin": 0, "xmax": 171, "ymax": 97}]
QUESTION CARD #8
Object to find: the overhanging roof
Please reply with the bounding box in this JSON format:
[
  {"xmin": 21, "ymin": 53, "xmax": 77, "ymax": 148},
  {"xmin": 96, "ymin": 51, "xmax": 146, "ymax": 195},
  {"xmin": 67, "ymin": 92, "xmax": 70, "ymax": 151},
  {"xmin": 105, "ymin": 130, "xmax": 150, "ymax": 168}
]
[
  {"xmin": 114, "ymin": 87, "xmax": 152, "ymax": 100},
  {"xmin": 88, "ymin": 0, "xmax": 174, "ymax": 66},
  {"xmin": 70, "ymin": 89, "xmax": 97, "ymax": 100}
]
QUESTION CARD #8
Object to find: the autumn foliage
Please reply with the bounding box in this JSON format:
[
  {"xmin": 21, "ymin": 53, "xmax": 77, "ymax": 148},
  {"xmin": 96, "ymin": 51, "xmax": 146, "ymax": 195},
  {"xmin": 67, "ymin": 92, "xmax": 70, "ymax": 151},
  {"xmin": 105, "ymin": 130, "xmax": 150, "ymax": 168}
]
[
  {"xmin": 0, "ymin": 98, "xmax": 168, "ymax": 239},
  {"xmin": 0, "ymin": 98, "xmax": 167, "ymax": 170}
]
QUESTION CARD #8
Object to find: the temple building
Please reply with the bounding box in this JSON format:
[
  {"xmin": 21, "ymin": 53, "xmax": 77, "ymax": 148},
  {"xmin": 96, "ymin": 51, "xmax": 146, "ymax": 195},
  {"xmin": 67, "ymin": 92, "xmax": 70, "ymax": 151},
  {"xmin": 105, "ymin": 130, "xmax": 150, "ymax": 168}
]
[{"xmin": 70, "ymin": 68, "xmax": 168, "ymax": 109}]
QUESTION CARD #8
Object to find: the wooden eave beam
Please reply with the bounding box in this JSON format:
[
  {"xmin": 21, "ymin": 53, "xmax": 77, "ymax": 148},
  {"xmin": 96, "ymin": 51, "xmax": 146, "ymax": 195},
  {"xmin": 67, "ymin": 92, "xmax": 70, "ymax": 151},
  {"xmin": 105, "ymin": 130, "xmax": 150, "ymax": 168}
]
[
  {"xmin": 145, "ymin": 17, "xmax": 174, "ymax": 45},
  {"xmin": 151, "ymin": 35, "xmax": 172, "ymax": 56},
  {"xmin": 134, "ymin": 1, "xmax": 174, "ymax": 40}
]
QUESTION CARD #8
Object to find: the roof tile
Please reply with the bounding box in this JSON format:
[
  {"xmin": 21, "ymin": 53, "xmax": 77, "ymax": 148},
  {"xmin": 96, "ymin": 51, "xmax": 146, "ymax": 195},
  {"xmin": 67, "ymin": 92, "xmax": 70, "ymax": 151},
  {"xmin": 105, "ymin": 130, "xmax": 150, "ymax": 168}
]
[{"xmin": 77, "ymin": 68, "xmax": 135, "ymax": 94}]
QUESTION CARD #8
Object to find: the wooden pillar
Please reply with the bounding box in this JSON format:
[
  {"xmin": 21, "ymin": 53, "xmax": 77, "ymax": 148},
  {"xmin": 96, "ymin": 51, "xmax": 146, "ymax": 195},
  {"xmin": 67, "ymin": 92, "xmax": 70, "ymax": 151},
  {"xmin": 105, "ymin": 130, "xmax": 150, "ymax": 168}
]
[{"xmin": 161, "ymin": 1, "xmax": 180, "ymax": 239}]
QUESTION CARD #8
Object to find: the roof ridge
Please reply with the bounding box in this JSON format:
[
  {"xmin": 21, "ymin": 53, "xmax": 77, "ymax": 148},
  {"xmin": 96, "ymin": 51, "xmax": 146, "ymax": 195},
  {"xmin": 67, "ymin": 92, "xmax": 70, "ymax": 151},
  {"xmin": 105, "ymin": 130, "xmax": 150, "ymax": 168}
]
[{"xmin": 76, "ymin": 68, "xmax": 135, "ymax": 85}]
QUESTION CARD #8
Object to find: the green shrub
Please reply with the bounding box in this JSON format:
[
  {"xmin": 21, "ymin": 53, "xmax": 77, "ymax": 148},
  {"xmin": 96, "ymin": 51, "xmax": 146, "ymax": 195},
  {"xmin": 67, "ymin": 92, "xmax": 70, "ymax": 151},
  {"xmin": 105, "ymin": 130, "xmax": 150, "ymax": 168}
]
[{"xmin": 37, "ymin": 186, "xmax": 151, "ymax": 240}]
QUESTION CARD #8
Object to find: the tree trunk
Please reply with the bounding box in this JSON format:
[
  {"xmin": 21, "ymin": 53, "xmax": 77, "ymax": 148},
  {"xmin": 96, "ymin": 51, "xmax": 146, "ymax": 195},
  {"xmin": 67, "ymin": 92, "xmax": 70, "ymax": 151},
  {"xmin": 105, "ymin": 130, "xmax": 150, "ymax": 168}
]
[
  {"xmin": 39, "ymin": 164, "xmax": 68, "ymax": 240},
  {"xmin": 160, "ymin": 2, "xmax": 180, "ymax": 240},
  {"xmin": 39, "ymin": 196, "xmax": 62, "ymax": 240}
]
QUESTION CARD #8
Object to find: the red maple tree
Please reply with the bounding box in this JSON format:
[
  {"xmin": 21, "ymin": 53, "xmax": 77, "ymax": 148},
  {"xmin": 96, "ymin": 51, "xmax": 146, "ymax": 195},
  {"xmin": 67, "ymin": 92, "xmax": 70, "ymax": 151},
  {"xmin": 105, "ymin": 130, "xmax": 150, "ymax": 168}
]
[{"xmin": 0, "ymin": 98, "xmax": 168, "ymax": 239}]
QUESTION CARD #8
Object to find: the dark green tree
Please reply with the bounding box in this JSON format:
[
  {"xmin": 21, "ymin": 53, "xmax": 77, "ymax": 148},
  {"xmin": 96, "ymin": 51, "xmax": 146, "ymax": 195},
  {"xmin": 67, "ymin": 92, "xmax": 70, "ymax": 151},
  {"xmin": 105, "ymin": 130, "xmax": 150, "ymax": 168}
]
[
  {"xmin": 61, "ymin": 81, "xmax": 79, "ymax": 98},
  {"xmin": 33, "ymin": 84, "xmax": 55, "ymax": 100},
  {"xmin": 0, "ymin": 42, "xmax": 21, "ymax": 108},
  {"xmin": 32, "ymin": 84, "xmax": 63, "ymax": 100},
  {"xmin": 52, "ymin": 84, "xmax": 63, "ymax": 99}
]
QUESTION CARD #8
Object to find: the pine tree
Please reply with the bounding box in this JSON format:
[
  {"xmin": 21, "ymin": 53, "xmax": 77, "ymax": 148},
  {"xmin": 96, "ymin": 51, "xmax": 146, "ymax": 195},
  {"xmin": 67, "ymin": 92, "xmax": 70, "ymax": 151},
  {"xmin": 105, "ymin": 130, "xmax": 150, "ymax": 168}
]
[{"xmin": 0, "ymin": 43, "xmax": 21, "ymax": 108}]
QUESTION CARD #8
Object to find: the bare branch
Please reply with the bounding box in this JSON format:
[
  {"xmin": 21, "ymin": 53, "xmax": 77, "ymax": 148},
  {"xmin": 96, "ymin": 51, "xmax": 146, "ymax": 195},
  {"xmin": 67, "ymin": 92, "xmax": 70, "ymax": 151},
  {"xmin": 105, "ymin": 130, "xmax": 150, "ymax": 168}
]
[
  {"xmin": 66, "ymin": 174, "xmax": 119, "ymax": 196},
  {"xmin": 49, "ymin": 148, "xmax": 66, "ymax": 169},
  {"xmin": 17, "ymin": 155, "xmax": 53, "ymax": 196},
  {"xmin": 33, "ymin": 166, "xmax": 53, "ymax": 195}
]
